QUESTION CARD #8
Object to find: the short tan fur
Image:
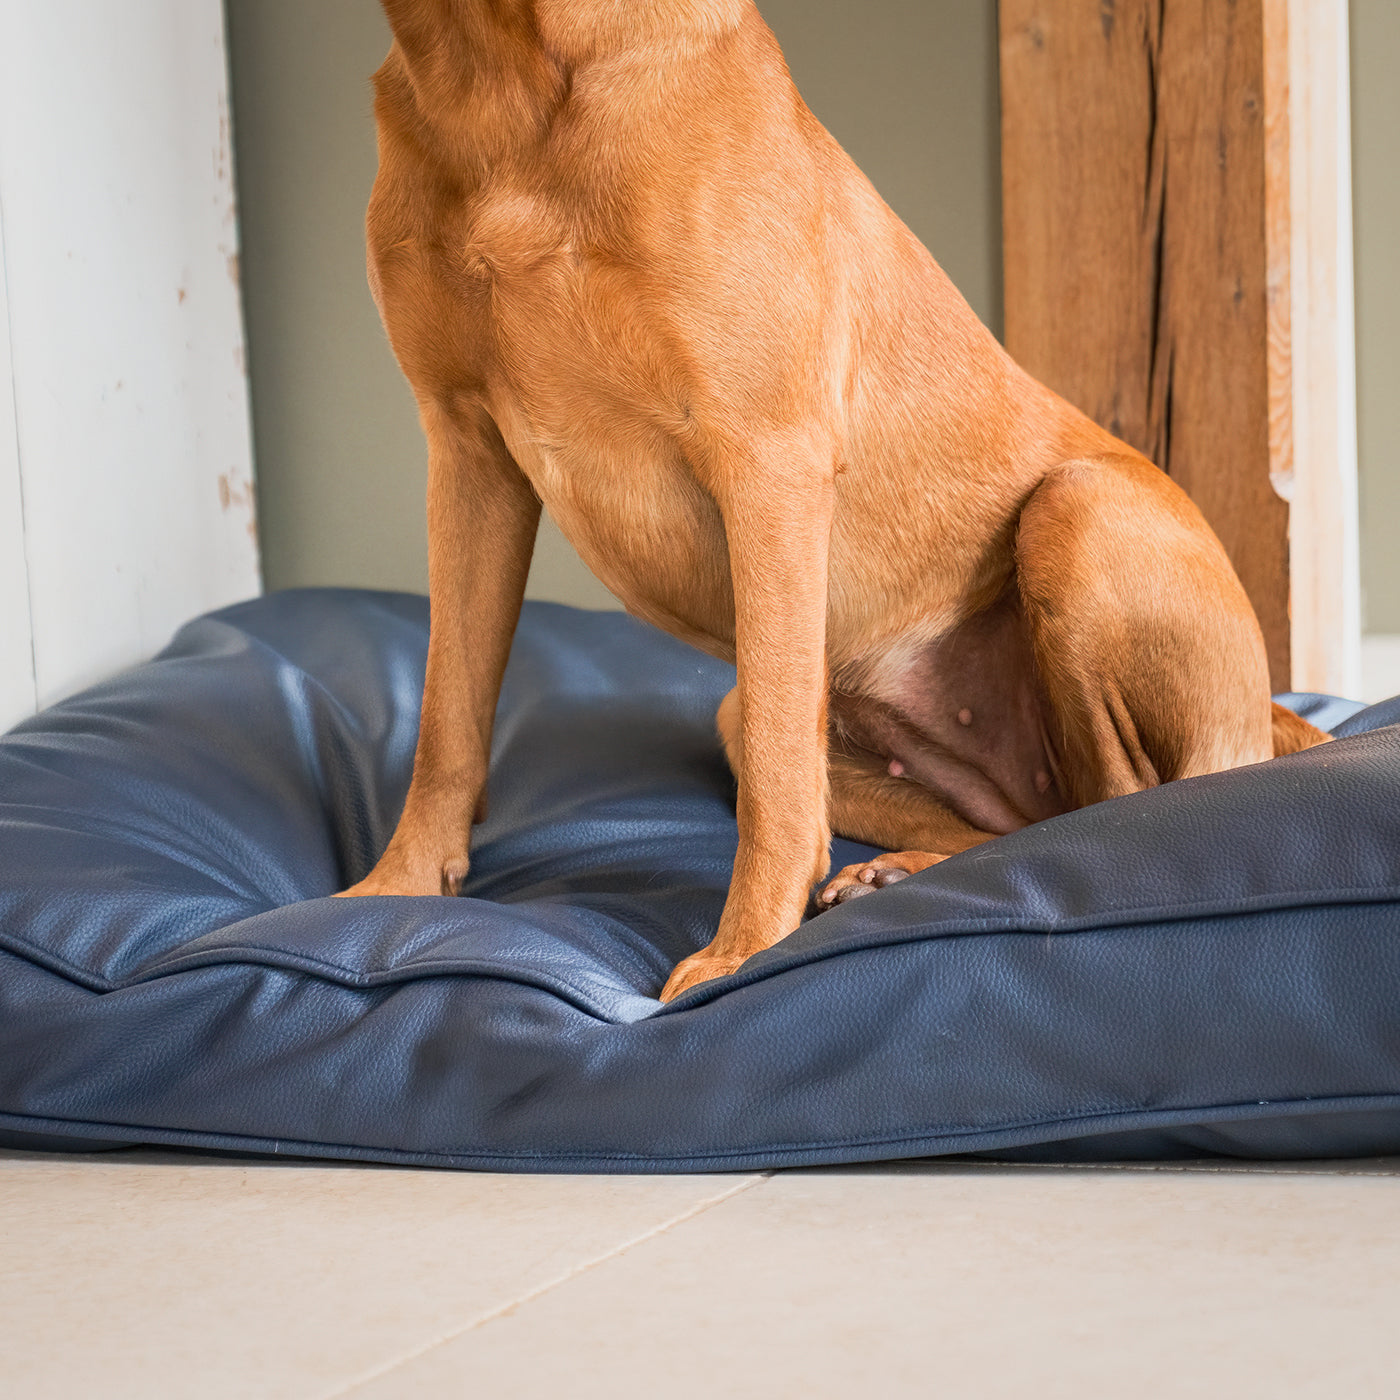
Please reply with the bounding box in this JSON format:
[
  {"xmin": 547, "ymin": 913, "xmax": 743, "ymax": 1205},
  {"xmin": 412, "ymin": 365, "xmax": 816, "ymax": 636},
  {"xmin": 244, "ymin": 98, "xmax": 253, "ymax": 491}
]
[{"xmin": 342, "ymin": 0, "xmax": 1329, "ymax": 1001}]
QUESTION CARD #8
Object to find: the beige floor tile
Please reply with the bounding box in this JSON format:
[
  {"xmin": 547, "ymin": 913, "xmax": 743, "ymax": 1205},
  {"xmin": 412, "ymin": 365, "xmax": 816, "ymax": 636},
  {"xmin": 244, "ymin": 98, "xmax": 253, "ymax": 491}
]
[
  {"xmin": 948, "ymin": 1154, "xmax": 1400, "ymax": 1177},
  {"xmin": 0, "ymin": 1149, "xmax": 762, "ymax": 1400},
  {"xmin": 348, "ymin": 1161, "xmax": 1400, "ymax": 1400}
]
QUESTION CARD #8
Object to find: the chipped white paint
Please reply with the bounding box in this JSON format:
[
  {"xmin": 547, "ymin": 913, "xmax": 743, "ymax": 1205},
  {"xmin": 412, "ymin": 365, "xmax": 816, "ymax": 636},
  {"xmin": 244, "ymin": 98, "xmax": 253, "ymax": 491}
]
[{"xmin": 0, "ymin": 0, "xmax": 260, "ymax": 730}]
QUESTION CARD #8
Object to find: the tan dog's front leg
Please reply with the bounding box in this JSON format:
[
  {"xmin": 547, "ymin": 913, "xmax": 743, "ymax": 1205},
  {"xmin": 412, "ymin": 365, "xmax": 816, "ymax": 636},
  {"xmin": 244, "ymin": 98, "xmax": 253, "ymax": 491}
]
[
  {"xmin": 340, "ymin": 401, "xmax": 540, "ymax": 898},
  {"xmin": 660, "ymin": 447, "xmax": 835, "ymax": 1001}
]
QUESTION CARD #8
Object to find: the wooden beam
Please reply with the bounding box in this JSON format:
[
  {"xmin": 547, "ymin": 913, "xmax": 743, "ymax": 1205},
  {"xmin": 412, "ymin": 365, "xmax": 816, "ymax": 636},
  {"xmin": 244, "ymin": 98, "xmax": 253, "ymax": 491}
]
[{"xmin": 1001, "ymin": 0, "xmax": 1358, "ymax": 696}]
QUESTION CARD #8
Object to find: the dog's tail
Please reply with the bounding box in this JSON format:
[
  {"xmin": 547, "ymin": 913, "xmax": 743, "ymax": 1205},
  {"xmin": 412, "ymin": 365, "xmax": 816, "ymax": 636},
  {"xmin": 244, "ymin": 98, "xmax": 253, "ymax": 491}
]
[{"xmin": 1272, "ymin": 702, "xmax": 1333, "ymax": 757}]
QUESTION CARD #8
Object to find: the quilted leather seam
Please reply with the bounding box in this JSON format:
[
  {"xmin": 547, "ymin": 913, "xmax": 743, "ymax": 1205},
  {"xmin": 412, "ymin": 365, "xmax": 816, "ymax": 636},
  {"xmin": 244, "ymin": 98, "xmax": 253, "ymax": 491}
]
[
  {"xmin": 0, "ymin": 937, "xmax": 638, "ymax": 1023},
  {"xmin": 3, "ymin": 887, "xmax": 1399, "ymax": 1008},
  {"xmin": 657, "ymin": 889, "xmax": 1400, "ymax": 1010},
  {"xmin": 2, "ymin": 1093, "xmax": 1399, "ymax": 1169}
]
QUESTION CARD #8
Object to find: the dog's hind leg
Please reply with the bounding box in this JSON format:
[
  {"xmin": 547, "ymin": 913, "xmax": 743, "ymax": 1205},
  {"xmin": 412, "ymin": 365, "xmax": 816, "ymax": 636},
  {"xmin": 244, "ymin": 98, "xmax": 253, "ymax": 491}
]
[
  {"xmin": 1015, "ymin": 456, "xmax": 1276, "ymax": 804},
  {"xmin": 1272, "ymin": 701, "xmax": 1333, "ymax": 757},
  {"xmin": 339, "ymin": 400, "xmax": 541, "ymax": 897},
  {"xmin": 817, "ymin": 746, "xmax": 998, "ymax": 905}
]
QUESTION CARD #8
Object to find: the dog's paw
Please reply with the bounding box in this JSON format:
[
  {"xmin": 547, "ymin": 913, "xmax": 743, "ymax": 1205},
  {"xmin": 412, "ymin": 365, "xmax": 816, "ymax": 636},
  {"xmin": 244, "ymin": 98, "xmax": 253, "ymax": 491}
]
[
  {"xmin": 336, "ymin": 850, "xmax": 470, "ymax": 899},
  {"xmin": 659, "ymin": 950, "xmax": 749, "ymax": 1003},
  {"xmin": 815, "ymin": 852, "xmax": 944, "ymax": 910}
]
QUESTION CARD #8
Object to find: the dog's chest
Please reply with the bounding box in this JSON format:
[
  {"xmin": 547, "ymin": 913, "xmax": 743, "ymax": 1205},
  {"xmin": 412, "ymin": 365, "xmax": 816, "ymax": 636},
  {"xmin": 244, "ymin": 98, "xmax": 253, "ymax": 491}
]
[
  {"xmin": 459, "ymin": 183, "xmax": 575, "ymax": 284},
  {"xmin": 470, "ymin": 200, "xmax": 679, "ymax": 397},
  {"xmin": 491, "ymin": 389, "xmax": 734, "ymax": 654},
  {"xmin": 450, "ymin": 190, "xmax": 735, "ymax": 644}
]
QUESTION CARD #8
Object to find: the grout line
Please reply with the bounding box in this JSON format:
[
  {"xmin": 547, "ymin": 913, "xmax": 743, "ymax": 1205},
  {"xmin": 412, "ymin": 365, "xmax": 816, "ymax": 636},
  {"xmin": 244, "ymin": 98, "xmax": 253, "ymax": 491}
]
[{"xmin": 321, "ymin": 1172, "xmax": 774, "ymax": 1400}]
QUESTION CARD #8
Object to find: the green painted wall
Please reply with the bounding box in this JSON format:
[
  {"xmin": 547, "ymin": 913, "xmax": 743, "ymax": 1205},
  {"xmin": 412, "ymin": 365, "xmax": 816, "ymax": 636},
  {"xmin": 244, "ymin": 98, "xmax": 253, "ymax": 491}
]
[{"xmin": 1352, "ymin": 0, "xmax": 1400, "ymax": 632}]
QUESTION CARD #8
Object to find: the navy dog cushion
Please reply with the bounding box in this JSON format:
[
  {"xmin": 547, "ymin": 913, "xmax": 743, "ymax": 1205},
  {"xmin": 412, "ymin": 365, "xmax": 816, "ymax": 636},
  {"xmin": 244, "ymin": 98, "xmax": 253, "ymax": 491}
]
[{"xmin": 2, "ymin": 589, "xmax": 1398, "ymax": 1170}]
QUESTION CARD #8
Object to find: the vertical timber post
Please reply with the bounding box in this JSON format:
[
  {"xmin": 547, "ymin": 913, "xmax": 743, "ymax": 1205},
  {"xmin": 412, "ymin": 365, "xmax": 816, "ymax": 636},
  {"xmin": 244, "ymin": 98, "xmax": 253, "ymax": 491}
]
[{"xmin": 1000, "ymin": 0, "xmax": 1359, "ymax": 696}]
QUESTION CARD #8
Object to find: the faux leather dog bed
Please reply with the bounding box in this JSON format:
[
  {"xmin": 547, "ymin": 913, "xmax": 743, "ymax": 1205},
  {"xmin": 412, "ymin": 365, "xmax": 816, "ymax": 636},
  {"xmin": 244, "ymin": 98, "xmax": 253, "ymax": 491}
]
[{"xmin": 2, "ymin": 589, "xmax": 1398, "ymax": 1170}]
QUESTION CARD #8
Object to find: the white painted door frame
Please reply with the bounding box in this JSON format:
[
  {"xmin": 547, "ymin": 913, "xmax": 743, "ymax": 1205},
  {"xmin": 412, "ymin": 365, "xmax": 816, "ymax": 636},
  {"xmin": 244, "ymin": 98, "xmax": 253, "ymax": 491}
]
[{"xmin": 1275, "ymin": 0, "xmax": 1363, "ymax": 697}]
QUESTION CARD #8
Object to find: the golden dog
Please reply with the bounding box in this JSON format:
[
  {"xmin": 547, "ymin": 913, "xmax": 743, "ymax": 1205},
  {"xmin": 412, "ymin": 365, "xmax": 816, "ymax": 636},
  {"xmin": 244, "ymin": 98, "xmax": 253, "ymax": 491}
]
[{"xmin": 342, "ymin": 0, "xmax": 1329, "ymax": 1001}]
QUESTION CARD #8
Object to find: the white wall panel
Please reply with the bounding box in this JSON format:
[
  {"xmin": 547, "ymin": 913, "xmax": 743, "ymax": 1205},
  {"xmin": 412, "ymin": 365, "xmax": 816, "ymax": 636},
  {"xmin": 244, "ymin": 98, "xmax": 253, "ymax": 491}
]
[
  {"xmin": 0, "ymin": 201, "xmax": 38, "ymax": 730},
  {"xmin": 0, "ymin": 1, "xmax": 260, "ymax": 718}
]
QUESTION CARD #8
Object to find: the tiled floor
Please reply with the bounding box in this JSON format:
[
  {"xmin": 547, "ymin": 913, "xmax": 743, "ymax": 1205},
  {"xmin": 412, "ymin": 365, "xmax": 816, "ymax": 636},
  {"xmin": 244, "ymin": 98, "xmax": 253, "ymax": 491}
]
[{"xmin": 4, "ymin": 1150, "xmax": 1398, "ymax": 1398}]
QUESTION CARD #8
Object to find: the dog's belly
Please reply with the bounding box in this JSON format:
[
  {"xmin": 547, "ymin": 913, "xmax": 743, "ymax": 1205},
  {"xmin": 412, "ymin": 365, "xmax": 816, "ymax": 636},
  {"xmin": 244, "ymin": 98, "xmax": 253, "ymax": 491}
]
[{"xmin": 834, "ymin": 590, "xmax": 1068, "ymax": 833}]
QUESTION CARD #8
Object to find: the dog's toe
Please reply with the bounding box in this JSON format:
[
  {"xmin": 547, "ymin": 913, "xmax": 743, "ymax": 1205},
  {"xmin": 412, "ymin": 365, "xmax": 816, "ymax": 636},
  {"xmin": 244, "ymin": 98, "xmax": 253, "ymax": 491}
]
[
  {"xmin": 816, "ymin": 856, "xmax": 929, "ymax": 911},
  {"xmin": 871, "ymin": 866, "xmax": 911, "ymax": 887},
  {"xmin": 833, "ymin": 879, "xmax": 876, "ymax": 903}
]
